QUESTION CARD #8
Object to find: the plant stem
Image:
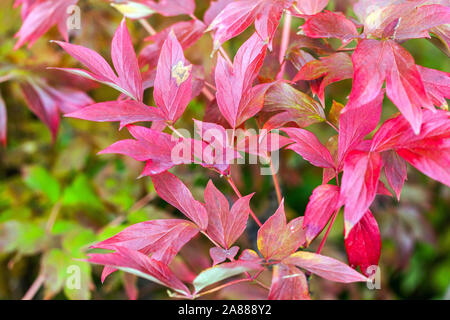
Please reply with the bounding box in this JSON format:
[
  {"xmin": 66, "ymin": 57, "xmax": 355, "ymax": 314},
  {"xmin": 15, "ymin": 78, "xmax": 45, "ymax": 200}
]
[
  {"xmin": 201, "ymin": 87, "xmax": 215, "ymax": 102},
  {"xmin": 316, "ymin": 209, "xmax": 339, "ymax": 254},
  {"xmin": 167, "ymin": 124, "xmax": 184, "ymax": 138},
  {"xmin": 226, "ymin": 176, "xmax": 263, "ymax": 227},
  {"xmin": 22, "ymin": 273, "xmax": 45, "ymax": 300},
  {"xmin": 45, "ymin": 201, "xmax": 61, "ymax": 233},
  {"xmin": 219, "ymin": 46, "xmax": 233, "ymax": 65},
  {"xmin": 139, "ymin": 19, "xmax": 156, "ymax": 36},
  {"xmin": 269, "ymin": 159, "xmax": 282, "ymax": 204},
  {"xmin": 326, "ymin": 120, "xmax": 339, "ymax": 133},
  {"xmin": 201, "ymin": 231, "xmax": 222, "ymax": 248},
  {"xmin": 277, "ymin": 11, "xmax": 292, "ymax": 79},
  {"xmin": 195, "ymin": 278, "xmax": 252, "ymax": 297}
]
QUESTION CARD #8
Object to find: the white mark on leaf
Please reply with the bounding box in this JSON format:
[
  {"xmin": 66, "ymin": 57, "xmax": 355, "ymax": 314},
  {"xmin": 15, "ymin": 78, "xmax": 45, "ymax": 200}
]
[{"xmin": 171, "ymin": 61, "xmax": 192, "ymax": 86}]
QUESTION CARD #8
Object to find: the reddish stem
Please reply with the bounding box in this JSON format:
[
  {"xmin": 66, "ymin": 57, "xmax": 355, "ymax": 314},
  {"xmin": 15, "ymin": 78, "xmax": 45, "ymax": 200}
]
[
  {"xmin": 316, "ymin": 209, "xmax": 339, "ymax": 254},
  {"xmin": 226, "ymin": 176, "xmax": 263, "ymax": 227},
  {"xmin": 22, "ymin": 273, "xmax": 45, "ymax": 300},
  {"xmin": 269, "ymin": 160, "xmax": 282, "ymax": 204}
]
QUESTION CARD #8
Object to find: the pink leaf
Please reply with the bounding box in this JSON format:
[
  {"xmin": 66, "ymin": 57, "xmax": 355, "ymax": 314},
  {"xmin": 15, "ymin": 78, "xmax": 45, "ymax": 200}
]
[
  {"xmin": 207, "ymin": 0, "xmax": 291, "ymax": 52},
  {"xmin": 236, "ymin": 131, "xmax": 293, "ymax": 159},
  {"xmin": 51, "ymin": 42, "xmax": 118, "ymax": 84},
  {"xmin": 339, "ymin": 151, "xmax": 382, "ymax": 236},
  {"xmin": 204, "ymin": 0, "xmax": 234, "ymax": 25},
  {"xmin": 111, "ymin": 19, "xmax": 143, "ymax": 102},
  {"xmin": 0, "ymin": 91, "xmax": 6, "ymax": 146},
  {"xmin": 87, "ymin": 246, "xmax": 190, "ymax": 296},
  {"xmin": 154, "ymin": 31, "xmax": 192, "ymax": 123},
  {"xmin": 338, "ymin": 91, "xmax": 384, "ymax": 164},
  {"xmin": 257, "ymin": 199, "xmax": 306, "ymax": 260},
  {"xmin": 418, "ymin": 65, "xmax": 450, "ymax": 110},
  {"xmin": 210, "ymin": 246, "xmax": 239, "ymax": 266},
  {"xmin": 205, "ymin": 180, "xmax": 253, "ymax": 248},
  {"xmin": 268, "ymin": 264, "xmax": 310, "ymax": 300},
  {"xmin": 294, "ymin": 0, "xmax": 328, "ymax": 16},
  {"xmin": 151, "ymin": 172, "xmax": 208, "ymax": 230},
  {"xmin": 139, "ymin": 20, "xmax": 206, "ymax": 68},
  {"xmin": 66, "ymin": 100, "xmax": 163, "ymax": 126},
  {"xmin": 146, "ymin": 0, "xmax": 196, "ymax": 17},
  {"xmin": 393, "ymin": 4, "xmax": 450, "ymax": 40},
  {"xmin": 303, "ymin": 184, "xmax": 340, "ymax": 245},
  {"xmin": 344, "ymin": 210, "xmax": 381, "ymax": 277},
  {"xmin": 381, "ymin": 150, "xmax": 407, "ymax": 200},
  {"xmin": 282, "ymin": 127, "xmax": 335, "ymax": 168},
  {"xmin": 293, "ymin": 52, "xmax": 353, "ymax": 103},
  {"xmin": 302, "ymin": 11, "xmax": 359, "ymax": 44},
  {"xmin": 371, "ymin": 110, "xmax": 450, "ymax": 187},
  {"xmin": 215, "ymin": 33, "xmax": 268, "ymax": 128},
  {"xmin": 14, "ymin": 0, "xmax": 78, "ymax": 49},
  {"xmin": 20, "ymin": 82, "xmax": 60, "ymax": 142},
  {"xmin": 93, "ymin": 219, "xmax": 199, "ymax": 264},
  {"xmin": 349, "ymin": 39, "xmax": 432, "ymax": 134},
  {"xmin": 283, "ymin": 251, "xmax": 367, "ymax": 283}
]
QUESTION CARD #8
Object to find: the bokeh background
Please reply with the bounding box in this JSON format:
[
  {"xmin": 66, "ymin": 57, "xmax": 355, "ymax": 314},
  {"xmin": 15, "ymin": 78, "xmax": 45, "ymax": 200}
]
[{"xmin": 0, "ymin": 0, "xmax": 449, "ymax": 300}]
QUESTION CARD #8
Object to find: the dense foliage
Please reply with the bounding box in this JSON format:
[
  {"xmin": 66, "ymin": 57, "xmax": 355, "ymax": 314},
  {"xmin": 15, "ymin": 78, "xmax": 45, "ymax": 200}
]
[{"xmin": 0, "ymin": 0, "xmax": 449, "ymax": 300}]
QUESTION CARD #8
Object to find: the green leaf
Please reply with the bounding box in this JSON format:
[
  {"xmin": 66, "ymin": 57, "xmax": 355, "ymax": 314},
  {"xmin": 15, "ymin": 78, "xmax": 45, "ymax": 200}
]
[
  {"xmin": 263, "ymin": 82, "xmax": 326, "ymax": 129},
  {"xmin": 193, "ymin": 261, "xmax": 261, "ymax": 293},
  {"xmin": 42, "ymin": 249, "xmax": 68, "ymax": 298},
  {"xmin": 24, "ymin": 166, "xmax": 60, "ymax": 203},
  {"xmin": 62, "ymin": 175, "xmax": 102, "ymax": 208},
  {"xmin": 63, "ymin": 260, "xmax": 92, "ymax": 300},
  {"xmin": 62, "ymin": 229, "xmax": 96, "ymax": 257}
]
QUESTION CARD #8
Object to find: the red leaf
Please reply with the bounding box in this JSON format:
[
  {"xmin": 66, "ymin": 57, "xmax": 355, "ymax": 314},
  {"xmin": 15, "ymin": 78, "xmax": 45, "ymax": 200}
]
[
  {"xmin": 207, "ymin": 0, "xmax": 291, "ymax": 52},
  {"xmin": 339, "ymin": 151, "xmax": 382, "ymax": 236},
  {"xmin": 92, "ymin": 219, "xmax": 199, "ymax": 264},
  {"xmin": 66, "ymin": 100, "xmax": 163, "ymax": 127},
  {"xmin": 154, "ymin": 31, "xmax": 192, "ymax": 123},
  {"xmin": 210, "ymin": 246, "xmax": 239, "ymax": 266},
  {"xmin": 282, "ymin": 251, "xmax": 367, "ymax": 283},
  {"xmin": 349, "ymin": 39, "xmax": 432, "ymax": 134},
  {"xmin": 302, "ymin": 11, "xmax": 359, "ymax": 44},
  {"xmin": 51, "ymin": 42, "xmax": 118, "ymax": 86},
  {"xmin": 146, "ymin": 0, "xmax": 196, "ymax": 17},
  {"xmin": 282, "ymin": 127, "xmax": 335, "ymax": 168},
  {"xmin": 392, "ymin": 4, "xmax": 450, "ymax": 40},
  {"xmin": 344, "ymin": 210, "xmax": 381, "ymax": 277},
  {"xmin": 236, "ymin": 131, "xmax": 293, "ymax": 159},
  {"xmin": 303, "ymin": 184, "xmax": 340, "ymax": 245},
  {"xmin": 268, "ymin": 264, "xmax": 310, "ymax": 300},
  {"xmin": 294, "ymin": 0, "xmax": 328, "ymax": 16},
  {"xmin": 371, "ymin": 110, "xmax": 450, "ymax": 187},
  {"xmin": 257, "ymin": 200, "xmax": 306, "ymax": 260},
  {"xmin": 14, "ymin": 0, "xmax": 78, "ymax": 49},
  {"xmin": 293, "ymin": 52, "xmax": 353, "ymax": 103},
  {"xmin": 215, "ymin": 33, "xmax": 268, "ymax": 128},
  {"xmin": 139, "ymin": 20, "xmax": 206, "ymax": 68},
  {"xmin": 111, "ymin": 19, "xmax": 143, "ymax": 102},
  {"xmin": 381, "ymin": 150, "xmax": 407, "ymax": 200},
  {"xmin": 52, "ymin": 20, "xmax": 145, "ymax": 101},
  {"xmin": 151, "ymin": 171, "xmax": 208, "ymax": 230},
  {"xmin": 20, "ymin": 82, "xmax": 60, "ymax": 141},
  {"xmin": 98, "ymin": 125, "xmax": 177, "ymax": 167},
  {"xmin": 338, "ymin": 91, "xmax": 384, "ymax": 164},
  {"xmin": 205, "ymin": 180, "xmax": 253, "ymax": 248},
  {"xmin": 0, "ymin": 91, "xmax": 6, "ymax": 146},
  {"xmin": 418, "ymin": 65, "xmax": 450, "ymax": 110},
  {"xmin": 204, "ymin": 0, "xmax": 234, "ymax": 25},
  {"xmin": 87, "ymin": 246, "xmax": 190, "ymax": 296}
]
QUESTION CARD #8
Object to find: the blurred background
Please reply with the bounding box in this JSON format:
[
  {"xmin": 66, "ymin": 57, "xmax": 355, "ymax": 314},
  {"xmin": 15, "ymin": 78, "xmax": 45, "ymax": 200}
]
[{"xmin": 0, "ymin": 0, "xmax": 449, "ymax": 300}]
